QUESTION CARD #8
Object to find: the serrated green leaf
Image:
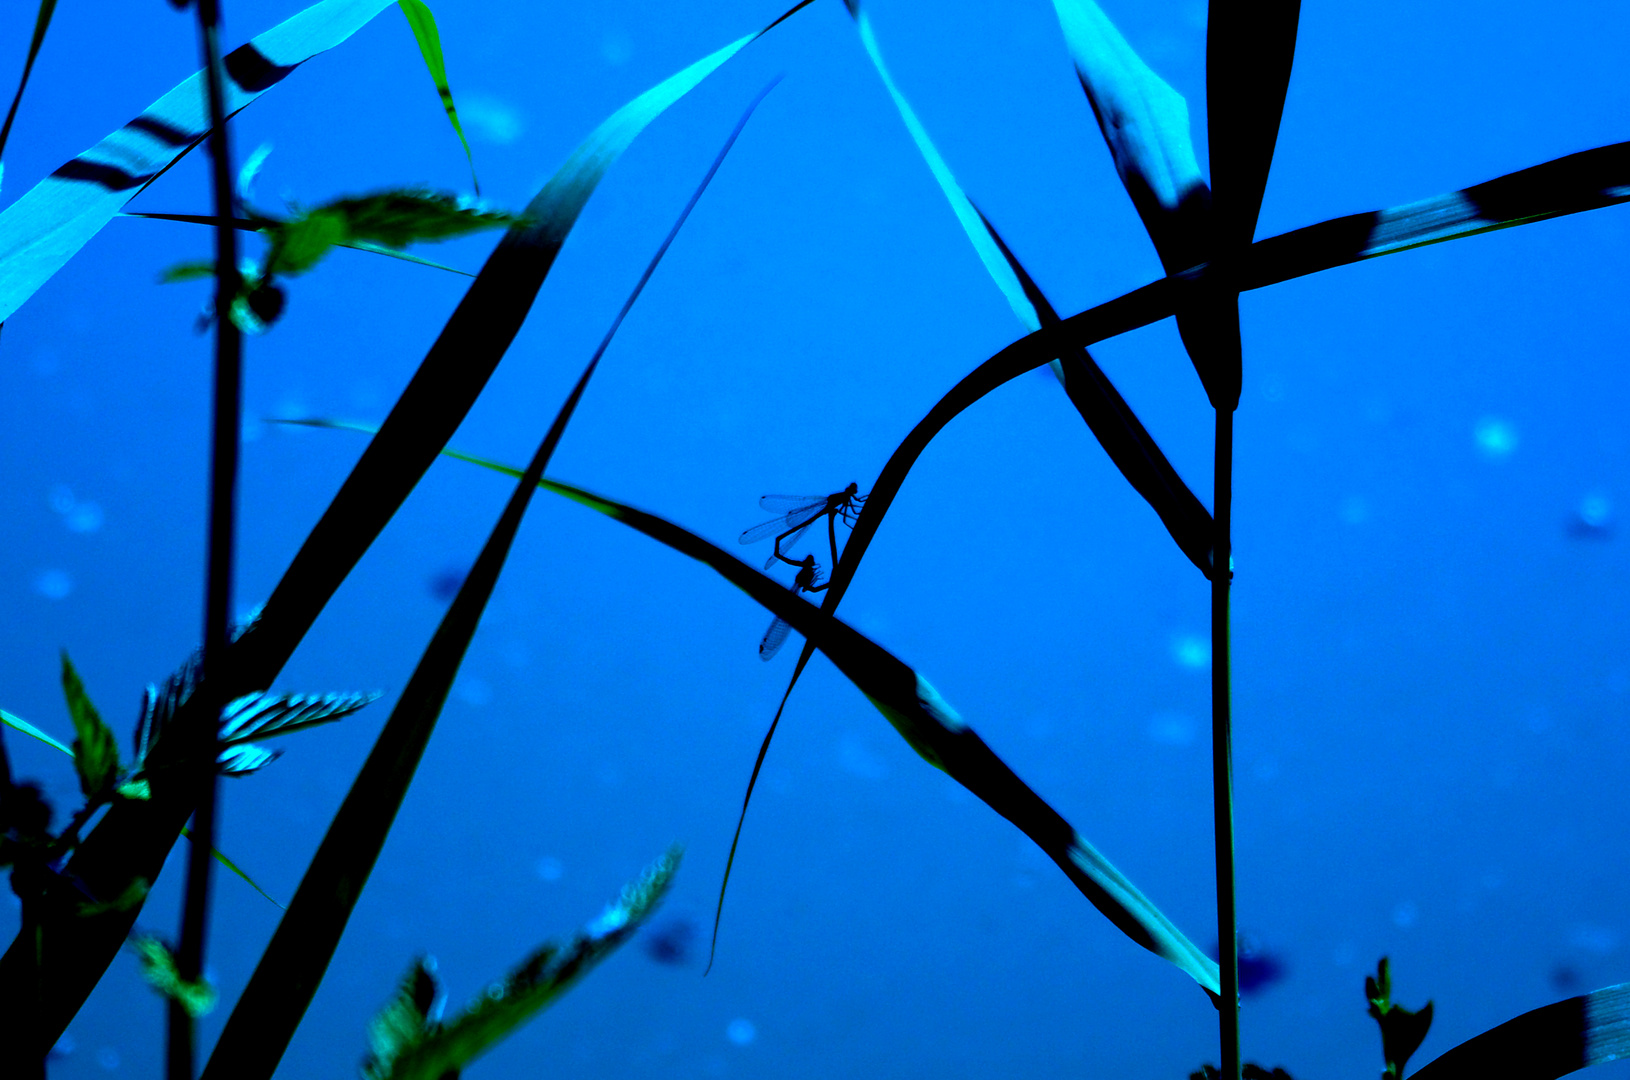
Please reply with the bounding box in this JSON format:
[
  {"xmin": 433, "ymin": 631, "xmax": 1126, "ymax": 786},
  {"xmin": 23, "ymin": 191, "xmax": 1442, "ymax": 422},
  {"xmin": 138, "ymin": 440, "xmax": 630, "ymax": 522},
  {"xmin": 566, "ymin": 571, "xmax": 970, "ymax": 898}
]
[
  {"xmin": 362, "ymin": 956, "xmax": 442, "ymax": 1080},
  {"xmin": 59, "ymin": 652, "xmax": 118, "ymax": 799},
  {"xmin": 377, "ymin": 850, "xmax": 680, "ymax": 1080},
  {"xmin": 132, "ymin": 935, "xmax": 217, "ymax": 1018},
  {"xmin": 220, "ymin": 690, "xmax": 378, "ymax": 745},
  {"xmin": 396, "ymin": 0, "xmax": 479, "ymax": 193},
  {"xmin": 266, "ymin": 207, "xmax": 350, "ymax": 276}
]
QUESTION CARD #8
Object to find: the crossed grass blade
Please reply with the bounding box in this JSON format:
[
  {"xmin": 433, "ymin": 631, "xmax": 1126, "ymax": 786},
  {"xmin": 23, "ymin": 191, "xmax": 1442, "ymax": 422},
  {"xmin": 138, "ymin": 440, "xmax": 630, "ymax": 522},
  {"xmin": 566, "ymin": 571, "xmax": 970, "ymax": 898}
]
[
  {"xmin": 841, "ymin": 0, "xmax": 1212, "ymax": 572},
  {"xmin": 0, "ymin": 3, "xmax": 810, "ymax": 1052},
  {"xmin": 530, "ymin": 474, "xmax": 1222, "ymax": 998},
  {"xmin": 289, "ymin": 419, "xmax": 1221, "ymax": 994},
  {"xmin": 201, "ymin": 83, "xmax": 779, "ymax": 1078},
  {"xmin": 201, "ymin": 394, "xmax": 557, "ymax": 1080}
]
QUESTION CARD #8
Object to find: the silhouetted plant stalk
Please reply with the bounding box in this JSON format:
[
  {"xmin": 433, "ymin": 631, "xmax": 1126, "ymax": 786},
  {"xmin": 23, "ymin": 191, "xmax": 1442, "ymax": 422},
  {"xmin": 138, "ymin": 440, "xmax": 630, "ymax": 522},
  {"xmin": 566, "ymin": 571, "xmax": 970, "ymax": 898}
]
[
  {"xmin": 171, "ymin": 0, "xmax": 241, "ymax": 1076},
  {"xmin": 1211, "ymin": 401, "xmax": 1239, "ymax": 1080}
]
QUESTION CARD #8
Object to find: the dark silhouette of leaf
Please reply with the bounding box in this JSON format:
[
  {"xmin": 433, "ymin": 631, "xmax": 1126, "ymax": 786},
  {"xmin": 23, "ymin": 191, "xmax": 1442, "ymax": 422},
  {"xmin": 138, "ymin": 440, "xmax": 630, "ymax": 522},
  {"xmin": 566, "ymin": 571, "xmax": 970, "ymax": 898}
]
[
  {"xmin": 1206, "ymin": 0, "xmax": 1301, "ymax": 253},
  {"xmin": 1410, "ymin": 982, "xmax": 1630, "ymax": 1080}
]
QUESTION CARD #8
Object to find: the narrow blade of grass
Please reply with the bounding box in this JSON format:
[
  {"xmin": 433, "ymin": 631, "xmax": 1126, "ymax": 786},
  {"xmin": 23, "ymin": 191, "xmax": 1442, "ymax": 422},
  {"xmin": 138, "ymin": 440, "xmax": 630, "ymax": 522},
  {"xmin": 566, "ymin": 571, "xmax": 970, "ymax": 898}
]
[
  {"xmin": 1206, "ymin": 0, "xmax": 1301, "ymax": 252},
  {"xmin": 396, "ymin": 0, "xmax": 480, "ymax": 194},
  {"xmin": 841, "ymin": 1, "xmax": 1211, "ymax": 572},
  {"xmin": 1050, "ymin": 0, "xmax": 1210, "ymax": 273},
  {"xmin": 0, "ymin": 0, "xmax": 58, "ymax": 196},
  {"xmin": 0, "ymin": 0, "xmax": 401, "ymax": 323},
  {"xmin": 1245, "ymin": 141, "xmax": 1630, "ymax": 286},
  {"xmin": 1410, "ymin": 982, "xmax": 1630, "ymax": 1080},
  {"xmin": 1049, "ymin": 0, "xmax": 1237, "ymax": 408},
  {"xmin": 1, "ymin": 708, "xmax": 73, "ymax": 757}
]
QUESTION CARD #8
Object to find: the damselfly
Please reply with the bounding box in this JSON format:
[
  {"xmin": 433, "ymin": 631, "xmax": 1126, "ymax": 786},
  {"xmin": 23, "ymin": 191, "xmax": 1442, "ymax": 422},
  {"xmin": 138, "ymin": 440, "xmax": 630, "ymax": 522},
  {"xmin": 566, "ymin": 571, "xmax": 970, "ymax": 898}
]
[
  {"xmin": 738, "ymin": 482, "xmax": 866, "ymax": 571},
  {"xmin": 758, "ymin": 555, "xmax": 829, "ymax": 661}
]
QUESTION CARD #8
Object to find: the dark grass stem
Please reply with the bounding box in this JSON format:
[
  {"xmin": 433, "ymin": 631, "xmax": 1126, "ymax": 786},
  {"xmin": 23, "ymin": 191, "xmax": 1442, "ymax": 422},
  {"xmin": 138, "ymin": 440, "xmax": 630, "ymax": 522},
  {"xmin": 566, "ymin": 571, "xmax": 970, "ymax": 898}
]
[
  {"xmin": 1212, "ymin": 404, "xmax": 1239, "ymax": 1080},
  {"xmin": 171, "ymin": 0, "xmax": 242, "ymax": 1077}
]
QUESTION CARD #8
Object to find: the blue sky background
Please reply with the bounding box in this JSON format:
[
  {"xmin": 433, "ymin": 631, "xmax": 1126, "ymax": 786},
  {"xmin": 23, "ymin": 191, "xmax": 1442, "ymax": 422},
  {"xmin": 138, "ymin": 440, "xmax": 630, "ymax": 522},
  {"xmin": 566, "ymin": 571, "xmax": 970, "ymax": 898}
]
[{"xmin": 2, "ymin": 0, "xmax": 1628, "ymax": 1077}]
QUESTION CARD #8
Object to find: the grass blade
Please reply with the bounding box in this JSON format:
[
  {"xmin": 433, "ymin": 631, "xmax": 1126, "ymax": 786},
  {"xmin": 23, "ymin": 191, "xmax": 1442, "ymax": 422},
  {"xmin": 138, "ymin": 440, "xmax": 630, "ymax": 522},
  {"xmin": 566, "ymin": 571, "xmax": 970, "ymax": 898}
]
[
  {"xmin": 396, "ymin": 0, "xmax": 480, "ymax": 194},
  {"xmin": 296, "ymin": 419, "xmax": 1221, "ymax": 998},
  {"xmin": 233, "ymin": 0, "xmax": 809, "ymax": 700},
  {"xmin": 527, "ymin": 475, "xmax": 1220, "ymax": 998},
  {"xmin": 201, "ymin": 78, "xmax": 781, "ymax": 1078},
  {"xmin": 0, "ymin": 0, "xmax": 58, "ymax": 196},
  {"xmin": 1246, "ymin": 142, "xmax": 1630, "ymax": 286},
  {"xmin": 1206, "ymin": 0, "xmax": 1301, "ymax": 252},
  {"xmin": 1050, "ymin": 0, "xmax": 1209, "ymax": 274},
  {"xmin": 843, "ymin": 0, "xmax": 1038, "ymax": 330},
  {"xmin": 201, "ymin": 375, "xmax": 555, "ymax": 1080},
  {"xmin": 0, "ymin": 0, "xmax": 401, "ymax": 323},
  {"xmin": 1, "ymin": 708, "xmax": 73, "ymax": 757},
  {"xmin": 1410, "ymin": 982, "xmax": 1630, "ymax": 1080}
]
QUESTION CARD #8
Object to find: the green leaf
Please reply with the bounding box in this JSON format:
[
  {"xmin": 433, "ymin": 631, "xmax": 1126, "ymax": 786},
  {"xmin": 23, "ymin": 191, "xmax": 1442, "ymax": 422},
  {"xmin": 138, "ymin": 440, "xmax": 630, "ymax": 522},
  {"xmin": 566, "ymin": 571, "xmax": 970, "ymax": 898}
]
[
  {"xmin": 158, "ymin": 260, "xmax": 220, "ymax": 284},
  {"xmin": 179, "ymin": 825, "xmax": 286, "ymax": 910},
  {"xmin": 362, "ymin": 956, "xmax": 442, "ymax": 1080},
  {"xmin": 0, "ymin": 0, "xmax": 60, "ymax": 197},
  {"xmin": 259, "ymin": 190, "xmax": 519, "ymax": 282},
  {"xmin": 219, "ymin": 690, "xmax": 378, "ymax": 745},
  {"xmin": 373, "ymin": 849, "xmax": 681, "ymax": 1080},
  {"xmin": 0, "ymin": 0, "xmax": 402, "ymax": 323},
  {"xmin": 59, "ymin": 652, "xmax": 118, "ymax": 799},
  {"xmin": 132, "ymin": 935, "xmax": 217, "ymax": 1018},
  {"xmin": 1, "ymin": 708, "xmax": 73, "ymax": 757},
  {"xmin": 396, "ymin": 0, "xmax": 480, "ymax": 193}
]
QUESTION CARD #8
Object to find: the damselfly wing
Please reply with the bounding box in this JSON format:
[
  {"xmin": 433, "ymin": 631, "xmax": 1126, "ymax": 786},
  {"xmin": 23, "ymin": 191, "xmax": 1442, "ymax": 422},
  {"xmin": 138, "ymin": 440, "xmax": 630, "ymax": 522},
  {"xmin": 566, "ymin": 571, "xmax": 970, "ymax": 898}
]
[{"xmin": 758, "ymin": 555, "xmax": 828, "ymax": 661}]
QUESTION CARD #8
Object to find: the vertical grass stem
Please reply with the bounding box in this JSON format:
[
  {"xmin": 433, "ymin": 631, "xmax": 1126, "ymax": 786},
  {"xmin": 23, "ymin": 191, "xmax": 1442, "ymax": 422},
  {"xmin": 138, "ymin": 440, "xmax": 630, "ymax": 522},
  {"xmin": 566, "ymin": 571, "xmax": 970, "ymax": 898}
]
[
  {"xmin": 1212, "ymin": 404, "xmax": 1239, "ymax": 1080},
  {"xmin": 170, "ymin": 0, "xmax": 241, "ymax": 1076}
]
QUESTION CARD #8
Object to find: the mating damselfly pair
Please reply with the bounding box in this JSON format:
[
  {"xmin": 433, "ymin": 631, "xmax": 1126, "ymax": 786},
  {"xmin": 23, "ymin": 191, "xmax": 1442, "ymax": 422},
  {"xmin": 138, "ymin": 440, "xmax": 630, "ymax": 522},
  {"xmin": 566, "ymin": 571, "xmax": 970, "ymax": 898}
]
[{"xmin": 738, "ymin": 483, "xmax": 866, "ymax": 660}]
